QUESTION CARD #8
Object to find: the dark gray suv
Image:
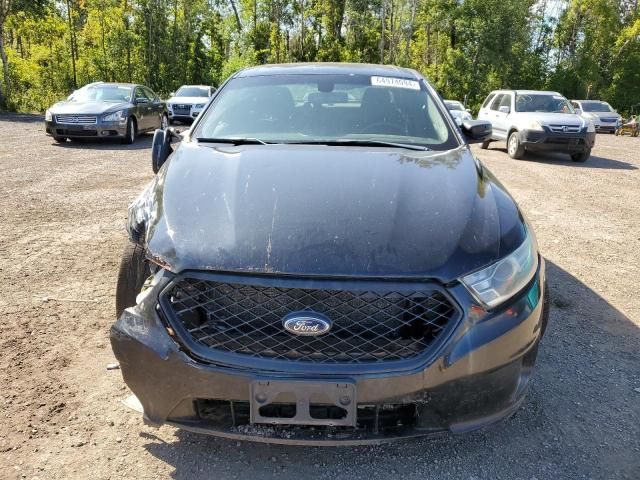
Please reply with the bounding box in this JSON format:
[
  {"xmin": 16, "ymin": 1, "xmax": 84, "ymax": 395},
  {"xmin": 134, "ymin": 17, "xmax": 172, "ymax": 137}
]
[{"xmin": 45, "ymin": 82, "xmax": 168, "ymax": 144}]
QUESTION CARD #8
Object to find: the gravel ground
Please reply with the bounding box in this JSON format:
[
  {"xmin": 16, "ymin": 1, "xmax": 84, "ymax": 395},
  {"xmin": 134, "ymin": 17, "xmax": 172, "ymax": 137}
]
[{"xmin": 0, "ymin": 115, "xmax": 638, "ymax": 480}]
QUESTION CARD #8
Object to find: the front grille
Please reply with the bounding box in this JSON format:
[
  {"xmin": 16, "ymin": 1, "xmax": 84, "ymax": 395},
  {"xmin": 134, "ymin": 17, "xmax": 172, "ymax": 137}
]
[
  {"xmin": 55, "ymin": 114, "xmax": 97, "ymax": 125},
  {"xmin": 55, "ymin": 128, "xmax": 97, "ymax": 137},
  {"xmin": 600, "ymin": 117, "xmax": 617, "ymax": 123},
  {"xmin": 548, "ymin": 124, "xmax": 580, "ymax": 133},
  {"xmin": 195, "ymin": 399, "xmax": 418, "ymax": 433},
  {"xmin": 172, "ymin": 104, "xmax": 191, "ymax": 115},
  {"xmin": 545, "ymin": 137, "xmax": 584, "ymax": 145},
  {"xmin": 162, "ymin": 276, "xmax": 457, "ymax": 364}
]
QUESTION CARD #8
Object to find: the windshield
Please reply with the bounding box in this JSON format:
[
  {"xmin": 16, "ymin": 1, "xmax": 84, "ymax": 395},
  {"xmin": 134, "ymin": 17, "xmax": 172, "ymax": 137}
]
[
  {"xmin": 515, "ymin": 94, "xmax": 575, "ymax": 114},
  {"xmin": 581, "ymin": 102, "xmax": 613, "ymax": 113},
  {"xmin": 176, "ymin": 86, "xmax": 209, "ymax": 97},
  {"xmin": 69, "ymin": 85, "xmax": 132, "ymax": 103},
  {"xmin": 445, "ymin": 101, "xmax": 464, "ymax": 111},
  {"xmin": 194, "ymin": 74, "xmax": 457, "ymax": 149}
]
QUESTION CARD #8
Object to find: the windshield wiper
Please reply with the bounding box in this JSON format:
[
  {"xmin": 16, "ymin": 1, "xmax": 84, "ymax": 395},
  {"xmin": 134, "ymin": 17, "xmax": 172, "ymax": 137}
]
[
  {"xmin": 196, "ymin": 137, "xmax": 271, "ymax": 145},
  {"xmin": 285, "ymin": 139, "xmax": 430, "ymax": 151}
]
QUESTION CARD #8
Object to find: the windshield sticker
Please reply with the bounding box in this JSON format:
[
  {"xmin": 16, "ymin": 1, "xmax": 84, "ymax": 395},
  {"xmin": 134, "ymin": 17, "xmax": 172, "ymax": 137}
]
[{"xmin": 371, "ymin": 76, "xmax": 420, "ymax": 90}]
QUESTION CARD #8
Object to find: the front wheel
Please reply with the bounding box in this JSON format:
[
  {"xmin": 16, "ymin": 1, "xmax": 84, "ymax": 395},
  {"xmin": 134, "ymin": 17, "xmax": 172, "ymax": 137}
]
[
  {"xmin": 507, "ymin": 131, "xmax": 525, "ymax": 159},
  {"xmin": 570, "ymin": 149, "xmax": 591, "ymax": 162},
  {"xmin": 115, "ymin": 241, "xmax": 151, "ymax": 319},
  {"xmin": 53, "ymin": 136, "xmax": 67, "ymax": 143},
  {"xmin": 122, "ymin": 117, "xmax": 136, "ymax": 145}
]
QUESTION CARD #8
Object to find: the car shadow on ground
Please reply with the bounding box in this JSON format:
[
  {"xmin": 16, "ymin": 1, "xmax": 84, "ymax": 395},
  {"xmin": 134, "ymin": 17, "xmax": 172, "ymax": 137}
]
[
  {"xmin": 489, "ymin": 146, "xmax": 638, "ymax": 170},
  {"xmin": 140, "ymin": 261, "xmax": 639, "ymax": 480},
  {"xmin": 51, "ymin": 134, "xmax": 154, "ymax": 151}
]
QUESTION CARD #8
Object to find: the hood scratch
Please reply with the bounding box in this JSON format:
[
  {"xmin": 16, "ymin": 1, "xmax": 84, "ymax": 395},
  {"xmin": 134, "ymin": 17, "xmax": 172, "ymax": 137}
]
[{"xmin": 265, "ymin": 194, "xmax": 278, "ymax": 272}]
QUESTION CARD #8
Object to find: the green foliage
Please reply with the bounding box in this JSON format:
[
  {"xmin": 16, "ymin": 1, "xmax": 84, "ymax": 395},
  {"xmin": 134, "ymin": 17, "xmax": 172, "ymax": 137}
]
[{"xmin": 0, "ymin": 0, "xmax": 638, "ymax": 113}]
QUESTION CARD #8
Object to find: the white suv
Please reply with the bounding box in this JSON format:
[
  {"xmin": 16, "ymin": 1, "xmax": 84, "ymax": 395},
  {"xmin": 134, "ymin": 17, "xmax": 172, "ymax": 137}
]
[
  {"xmin": 478, "ymin": 90, "xmax": 596, "ymax": 162},
  {"xmin": 167, "ymin": 85, "xmax": 215, "ymax": 124}
]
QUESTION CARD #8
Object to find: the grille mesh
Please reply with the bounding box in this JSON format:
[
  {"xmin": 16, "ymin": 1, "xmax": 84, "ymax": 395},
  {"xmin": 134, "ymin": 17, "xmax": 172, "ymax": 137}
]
[
  {"xmin": 163, "ymin": 277, "xmax": 457, "ymax": 364},
  {"xmin": 55, "ymin": 114, "xmax": 97, "ymax": 125}
]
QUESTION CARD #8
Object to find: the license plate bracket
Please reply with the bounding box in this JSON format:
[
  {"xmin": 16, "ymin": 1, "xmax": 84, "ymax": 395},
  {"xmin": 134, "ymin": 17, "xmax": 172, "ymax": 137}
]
[{"xmin": 250, "ymin": 380, "xmax": 356, "ymax": 427}]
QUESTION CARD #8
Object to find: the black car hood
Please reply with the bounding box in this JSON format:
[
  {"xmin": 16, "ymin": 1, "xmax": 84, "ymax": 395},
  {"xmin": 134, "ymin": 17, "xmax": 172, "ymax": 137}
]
[
  {"xmin": 132, "ymin": 142, "xmax": 526, "ymax": 282},
  {"xmin": 50, "ymin": 101, "xmax": 131, "ymax": 114}
]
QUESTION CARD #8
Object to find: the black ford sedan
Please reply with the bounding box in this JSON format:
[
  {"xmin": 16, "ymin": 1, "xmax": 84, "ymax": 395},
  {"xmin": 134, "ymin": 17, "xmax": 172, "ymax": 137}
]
[
  {"xmin": 111, "ymin": 63, "xmax": 549, "ymax": 445},
  {"xmin": 45, "ymin": 82, "xmax": 168, "ymax": 144}
]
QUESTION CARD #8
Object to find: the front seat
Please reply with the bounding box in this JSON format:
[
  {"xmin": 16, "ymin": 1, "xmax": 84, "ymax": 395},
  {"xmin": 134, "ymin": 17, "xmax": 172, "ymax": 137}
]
[{"xmin": 359, "ymin": 88, "xmax": 406, "ymax": 135}]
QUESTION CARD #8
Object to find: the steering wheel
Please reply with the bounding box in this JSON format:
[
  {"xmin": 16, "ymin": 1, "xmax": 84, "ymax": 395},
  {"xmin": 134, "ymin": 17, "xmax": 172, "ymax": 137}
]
[{"xmin": 359, "ymin": 121, "xmax": 406, "ymax": 135}]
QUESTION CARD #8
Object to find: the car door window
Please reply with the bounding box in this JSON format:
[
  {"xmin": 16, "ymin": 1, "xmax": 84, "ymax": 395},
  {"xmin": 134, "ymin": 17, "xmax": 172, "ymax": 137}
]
[
  {"xmin": 482, "ymin": 93, "xmax": 496, "ymax": 109},
  {"xmin": 143, "ymin": 87, "xmax": 157, "ymax": 102},
  {"xmin": 499, "ymin": 94, "xmax": 512, "ymax": 111},
  {"xmin": 490, "ymin": 94, "xmax": 505, "ymax": 111},
  {"xmin": 135, "ymin": 88, "xmax": 151, "ymax": 103}
]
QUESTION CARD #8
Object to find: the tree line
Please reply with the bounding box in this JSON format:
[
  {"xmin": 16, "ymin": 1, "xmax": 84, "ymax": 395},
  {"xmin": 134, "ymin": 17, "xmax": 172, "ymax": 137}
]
[{"xmin": 0, "ymin": 0, "xmax": 638, "ymax": 114}]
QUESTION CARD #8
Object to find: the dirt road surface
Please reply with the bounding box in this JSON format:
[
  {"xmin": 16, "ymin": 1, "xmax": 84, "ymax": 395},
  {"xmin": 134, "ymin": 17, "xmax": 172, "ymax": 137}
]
[{"xmin": 1, "ymin": 115, "xmax": 638, "ymax": 479}]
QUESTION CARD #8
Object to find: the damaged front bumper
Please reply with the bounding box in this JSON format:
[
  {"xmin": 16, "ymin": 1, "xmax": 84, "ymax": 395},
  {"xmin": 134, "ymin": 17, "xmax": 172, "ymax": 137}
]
[{"xmin": 110, "ymin": 261, "xmax": 547, "ymax": 445}]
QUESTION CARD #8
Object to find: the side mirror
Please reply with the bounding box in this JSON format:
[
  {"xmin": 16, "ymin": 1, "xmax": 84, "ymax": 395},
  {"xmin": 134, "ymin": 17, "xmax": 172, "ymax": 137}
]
[
  {"xmin": 151, "ymin": 127, "xmax": 181, "ymax": 173},
  {"xmin": 498, "ymin": 106, "xmax": 510, "ymax": 114},
  {"xmin": 461, "ymin": 120, "xmax": 492, "ymax": 144},
  {"xmin": 465, "ymin": 108, "xmax": 472, "ymax": 113},
  {"xmin": 574, "ymin": 108, "xmax": 582, "ymax": 115}
]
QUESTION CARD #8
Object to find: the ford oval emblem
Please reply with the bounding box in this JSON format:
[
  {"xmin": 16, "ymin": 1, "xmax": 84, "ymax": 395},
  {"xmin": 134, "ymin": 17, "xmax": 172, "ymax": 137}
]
[{"xmin": 282, "ymin": 311, "xmax": 332, "ymax": 336}]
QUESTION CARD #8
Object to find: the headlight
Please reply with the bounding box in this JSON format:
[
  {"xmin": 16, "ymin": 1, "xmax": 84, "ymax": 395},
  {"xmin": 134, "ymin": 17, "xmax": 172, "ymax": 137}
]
[
  {"xmin": 587, "ymin": 120, "xmax": 595, "ymax": 133},
  {"xmin": 527, "ymin": 120, "xmax": 544, "ymax": 131},
  {"xmin": 45, "ymin": 110, "xmax": 53, "ymax": 121},
  {"xmin": 194, "ymin": 103, "xmax": 205, "ymax": 109},
  {"xmin": 103, "ymin": 110, "xmax": 125, "ymax": 122},
  {"xmin": 461, "ymin": 230, "xmax": 538, "ymax": 308}
]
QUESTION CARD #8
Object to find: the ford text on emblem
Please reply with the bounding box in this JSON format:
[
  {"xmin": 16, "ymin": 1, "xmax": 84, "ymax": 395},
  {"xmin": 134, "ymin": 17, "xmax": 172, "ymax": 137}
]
[{"xmin": 282, "ymin": 312, "xmax": 332, "ymax": 336}]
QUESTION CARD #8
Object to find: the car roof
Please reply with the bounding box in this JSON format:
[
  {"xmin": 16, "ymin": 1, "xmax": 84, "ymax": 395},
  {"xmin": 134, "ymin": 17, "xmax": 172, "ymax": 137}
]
[
  {"xmin": 235, "ymin": 63, "xmax": 421, "ymax": 80},
  {"xmin": 572, "ymin": 99, "xmax": 608, "ymax": 103},
  {"xmin": 87, "ymin": 82, "xmax": 139, "ymax": 88},
  {"xmin": 488, "ymin": 89, "xmax": 563, "ymax": 96},
  {"xmin": 444, "ymin": 99, "xmax": 463, "ymax": 103},
  {"xmin": 178, "ymin": 84, "xmax": 211, "ymax": 88}
]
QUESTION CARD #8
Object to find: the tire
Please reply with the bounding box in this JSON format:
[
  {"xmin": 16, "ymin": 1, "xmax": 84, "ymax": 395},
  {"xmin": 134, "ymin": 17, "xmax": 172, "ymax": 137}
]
[
  {"xmin": 507, "ymin": 131, "xmax": 525, "ymax": 159},
  {"xmin": 53, "ymin": 136, "xmax": 67, "ymax": 143},
  {"xmin": 122, "ymin": 117, "xmax": 136, "ymax": 145},
  {"xmin": 570, "ymin": 149, "xmax": 590, "ymax": 162},
  {"xmin": 160, "ymin": 113, "xmax": 169, "ymax": 130},
  {"xmin": 115, "ymin": 241, "xmax": 151, "ymax": 319},
  {"xmin": 480, "ymin": 140, "xmax": 490, "ymax": 150}
]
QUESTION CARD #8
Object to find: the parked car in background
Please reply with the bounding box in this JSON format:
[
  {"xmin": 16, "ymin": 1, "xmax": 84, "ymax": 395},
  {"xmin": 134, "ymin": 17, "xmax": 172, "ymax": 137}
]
[
  {"xmin": 478, "ymin": 89, "xmax": 595, "ymax": 162},
  {"xmin": 45, "ymin": 82, "xmax": 168, "ymax": 144},
  {"xmin": 166, "ymin": 85, "xmax": 215, "ymax": 124},
  {"xmin": 570, "ymin": 100, "xmax": 621, "ymax": 134},
  {"xmin": 111, "ymin": 63, "xmax": 549, "ymax": 445},
  {"xmin": 444, "ymin": 99, "xmax": 473, "ymax": 126}
]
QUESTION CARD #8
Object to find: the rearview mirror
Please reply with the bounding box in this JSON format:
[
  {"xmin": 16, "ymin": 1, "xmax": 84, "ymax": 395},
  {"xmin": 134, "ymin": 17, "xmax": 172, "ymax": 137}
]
[
  {"xmin": 461, "ymin": 120, "xmax": 492, "ymax": 143},
  {"xmin": 151, "ymin": 127, "xmax": 181, "ymax": 173},
  {"xmin": 498, "ymin": 106, "xmax": 510, "ymax": 114}
]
